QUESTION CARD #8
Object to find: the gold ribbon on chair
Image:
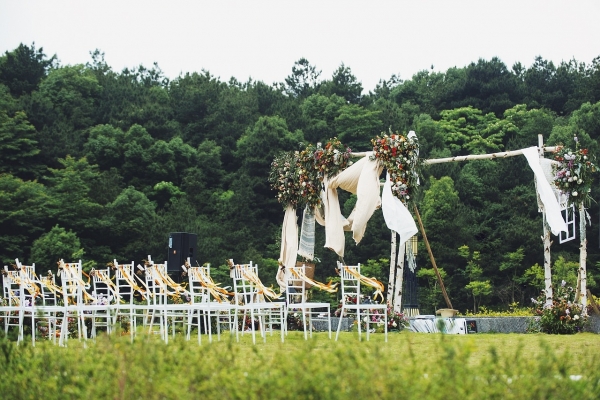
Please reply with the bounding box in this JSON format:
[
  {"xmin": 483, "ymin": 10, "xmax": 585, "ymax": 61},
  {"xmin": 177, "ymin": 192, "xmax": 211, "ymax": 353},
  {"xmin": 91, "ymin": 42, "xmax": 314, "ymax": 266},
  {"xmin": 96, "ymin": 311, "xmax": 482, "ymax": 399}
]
[
  {"xmin": 117, "ymin": 264, "xmax": 148, "ymax": 300},
  {"xmin": 290, "ymin": 268, "xmax": 338, "ymax": 293},
  {"xmin": 38, "ymin": 272, "xmax": 63, "ymax": 298},
  {"xmin": 152, "ymin": 265, "xmax": 189, "ymax": 302},
  {"xmin": 236, "ymin": 263, "xmax": 282, "ymax": 300},
  {"xmin": 58, "ymin": 260, "xmax": 98, "ymax": 304},
  {"xmin": 189, "ymin": 266, "xmax": 232, "ymax": 303},
  {"xmin": 342, "ymin": 265, "xmax": 385, "ymax": 303},
  {"xmin": 14, "ymin": 269, "xmax": 42, "ymax": 300},
  {"xmin": 89, "ymin": 269, "xmax": 120, "ymax": 301}
]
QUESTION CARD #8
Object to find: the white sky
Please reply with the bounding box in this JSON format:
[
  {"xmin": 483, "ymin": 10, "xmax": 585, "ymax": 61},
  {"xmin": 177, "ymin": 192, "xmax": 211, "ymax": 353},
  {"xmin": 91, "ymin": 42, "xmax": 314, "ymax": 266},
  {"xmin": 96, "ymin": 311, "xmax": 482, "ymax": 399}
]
[{"xmin": 1, "ymin": 0, "xmax": 599, "ymax": 92}]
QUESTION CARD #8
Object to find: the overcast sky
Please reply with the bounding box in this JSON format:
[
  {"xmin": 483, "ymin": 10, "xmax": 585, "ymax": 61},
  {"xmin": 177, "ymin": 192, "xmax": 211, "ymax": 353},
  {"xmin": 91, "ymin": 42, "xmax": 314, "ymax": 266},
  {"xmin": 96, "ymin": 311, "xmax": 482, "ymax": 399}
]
[{"xmin": 1, "ymin": 0, "xmax": 599, "ymax": 92}]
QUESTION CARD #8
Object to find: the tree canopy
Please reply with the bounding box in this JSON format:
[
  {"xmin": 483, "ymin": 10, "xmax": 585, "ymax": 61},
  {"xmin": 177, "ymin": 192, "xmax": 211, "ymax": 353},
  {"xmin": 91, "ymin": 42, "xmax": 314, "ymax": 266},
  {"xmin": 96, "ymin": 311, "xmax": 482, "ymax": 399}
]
[{"xmin": 0, "ymin": 43, "xmax": 599, "ymax": 313}]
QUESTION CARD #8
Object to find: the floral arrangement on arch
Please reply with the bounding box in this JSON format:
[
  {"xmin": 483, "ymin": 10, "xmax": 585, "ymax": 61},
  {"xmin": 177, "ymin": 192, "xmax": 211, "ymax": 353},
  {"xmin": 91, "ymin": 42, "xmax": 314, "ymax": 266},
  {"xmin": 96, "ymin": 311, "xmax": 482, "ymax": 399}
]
[
  {"xmin": 297, "ymin": 144, "xmax": 324, "ymax": 208},
  {"xmin": 370, "ymin": 130, "xmax": 421, "ymax": 204},
  {"xmin": 312, "ymin": 137, "xmax": 352, "ymax": 181},
  {"xmin": 269, "ymin": 138, "xmax": 352, "ymax": 209},
  {"xmin": 552, "ymin": 136, "xmax": 597, "ymax": 207},
  {"xmin": 268, "ymin": 151, "xmax": 303, "ymax": 209}
]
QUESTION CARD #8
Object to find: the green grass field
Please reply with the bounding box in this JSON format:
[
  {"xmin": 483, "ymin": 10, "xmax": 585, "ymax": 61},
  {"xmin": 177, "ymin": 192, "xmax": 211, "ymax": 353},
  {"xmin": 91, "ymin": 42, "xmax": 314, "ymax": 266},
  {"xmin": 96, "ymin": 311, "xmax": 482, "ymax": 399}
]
[{"xmin": 1, "ymin": 330, "xmax": 599, "ymax": 399}]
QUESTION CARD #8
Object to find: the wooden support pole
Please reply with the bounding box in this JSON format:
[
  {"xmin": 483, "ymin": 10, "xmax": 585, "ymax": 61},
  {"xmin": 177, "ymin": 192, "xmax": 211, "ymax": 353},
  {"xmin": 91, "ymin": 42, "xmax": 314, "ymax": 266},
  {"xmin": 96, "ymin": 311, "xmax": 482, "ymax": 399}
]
[
  {"xmin": 423, "ymin": 147, "xmax": 558, "ymax": 165},
  {"xmin": 413, "ymin": 205, "xmax": 453, "ymax": 310},
  {"xmin": 352, "ymin": 146, "xmax": 558, "ymax": 164}
]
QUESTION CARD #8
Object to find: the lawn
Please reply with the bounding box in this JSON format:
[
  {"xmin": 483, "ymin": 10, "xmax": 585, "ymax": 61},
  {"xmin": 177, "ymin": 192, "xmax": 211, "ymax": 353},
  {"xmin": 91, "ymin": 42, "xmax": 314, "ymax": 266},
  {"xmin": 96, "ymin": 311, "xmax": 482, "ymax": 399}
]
[{"xmin": 1, "ymin": 330, "xmax": 599, "ymax": 399}]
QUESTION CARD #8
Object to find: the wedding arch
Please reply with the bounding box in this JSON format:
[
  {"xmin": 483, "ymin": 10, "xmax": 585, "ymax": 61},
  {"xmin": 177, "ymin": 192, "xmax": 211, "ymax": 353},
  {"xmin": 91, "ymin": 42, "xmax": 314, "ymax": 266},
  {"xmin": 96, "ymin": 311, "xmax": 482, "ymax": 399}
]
[{"xmin": 269, "ymin": 132, "xmax": 595, "ymax": 314}]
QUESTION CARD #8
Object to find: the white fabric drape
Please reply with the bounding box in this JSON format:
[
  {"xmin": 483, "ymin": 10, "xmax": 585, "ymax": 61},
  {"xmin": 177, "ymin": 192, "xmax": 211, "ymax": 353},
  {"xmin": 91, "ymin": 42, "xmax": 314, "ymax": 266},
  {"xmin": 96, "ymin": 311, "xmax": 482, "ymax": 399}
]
[
  {"xmin": 276, "ymin": 205, "xmax": 298, "ymax": 290},
  {"xmin": 297, "ymin": 206, "xmax": 315, "ymax": 260},
  {"xmin": 522, "ymin": 146, "xmax": 568, "ymax": 235},
  {"xmin": 382, "ymin": 172, "xmax": 418, "ymax": 249},
  {"xmin": 322, "ymin": 154, "xmax": 383, "ymax": 257}
]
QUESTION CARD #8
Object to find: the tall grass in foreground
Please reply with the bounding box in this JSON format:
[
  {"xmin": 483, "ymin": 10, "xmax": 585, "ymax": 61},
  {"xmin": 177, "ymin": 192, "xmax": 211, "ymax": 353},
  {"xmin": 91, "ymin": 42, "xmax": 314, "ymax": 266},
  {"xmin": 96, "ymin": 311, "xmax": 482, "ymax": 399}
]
[{"xmin": 0, "ymin": 331, "xmax": 599, "ymax": 399}]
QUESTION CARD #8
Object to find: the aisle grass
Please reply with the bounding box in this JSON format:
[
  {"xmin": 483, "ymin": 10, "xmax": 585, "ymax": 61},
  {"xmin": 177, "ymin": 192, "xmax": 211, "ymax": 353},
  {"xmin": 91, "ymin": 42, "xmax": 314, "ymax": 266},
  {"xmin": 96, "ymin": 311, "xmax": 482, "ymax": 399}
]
[{"xmin": 1, "ymin": 331, "xmax": 599, "ymax": 399}]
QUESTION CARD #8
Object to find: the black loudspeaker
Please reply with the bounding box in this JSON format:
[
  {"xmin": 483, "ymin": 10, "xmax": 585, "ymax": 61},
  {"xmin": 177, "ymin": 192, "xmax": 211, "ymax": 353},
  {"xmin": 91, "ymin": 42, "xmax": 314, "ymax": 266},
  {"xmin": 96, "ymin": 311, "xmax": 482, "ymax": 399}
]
[{"xmin": 167, "ymin": 232, "xmax": 197, "ymax": 273}]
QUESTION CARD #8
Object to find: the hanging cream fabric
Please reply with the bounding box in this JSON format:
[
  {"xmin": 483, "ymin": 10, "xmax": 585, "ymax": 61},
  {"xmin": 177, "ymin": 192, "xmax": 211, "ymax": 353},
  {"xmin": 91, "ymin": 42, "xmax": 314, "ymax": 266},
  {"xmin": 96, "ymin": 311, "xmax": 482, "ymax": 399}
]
[
  {"xmin": 350, "ymin": 154, "xmax": 383, "ymax": 244},
  {"xmin": 382, "ymin": 172, "xmax": 418, "ymax": 249},
  {"xmin": 522, "ymin": 146, "xmax": 568, "ymax": 235},
  {"xmin": 322, "ymin": 175, "xmax": 349, "ymax": 257},
  {"xmin": 297, "ymin": 205, "xmax": 315, "ymax": 261},
  {"xmin": 322, "ymin": 154, "xmax": 383, "ymax": 257},
  {"xmin": 276, "ymin": 205, "xmax": 298, "ymax": 291}
]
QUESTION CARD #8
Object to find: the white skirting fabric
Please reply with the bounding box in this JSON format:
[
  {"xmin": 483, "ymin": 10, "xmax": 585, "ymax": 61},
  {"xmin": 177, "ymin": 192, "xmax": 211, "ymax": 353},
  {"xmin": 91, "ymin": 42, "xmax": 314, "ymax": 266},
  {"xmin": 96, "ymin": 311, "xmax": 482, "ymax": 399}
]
[
  {"xmin": 522, "ymin": 146, "xmax": 568, "ymax": 235},
  {"xmin": 382, "ymin": 172, "xmax": 418, "ymax": 249},
  {"xmin": 297, "ymin": 205, "xmax": 315, "ymax": 261},
  {"xmin": 276, "ymin": 205, "xmax": 298, "ymax": 290}
]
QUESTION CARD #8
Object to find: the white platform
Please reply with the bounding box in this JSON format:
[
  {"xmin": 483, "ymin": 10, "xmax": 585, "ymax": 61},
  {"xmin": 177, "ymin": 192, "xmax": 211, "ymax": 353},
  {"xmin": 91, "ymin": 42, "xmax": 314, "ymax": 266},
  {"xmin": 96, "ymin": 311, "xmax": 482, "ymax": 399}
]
[{"xmin": 408, "ymin": 316, "xmax": 468, "ymax": 334}]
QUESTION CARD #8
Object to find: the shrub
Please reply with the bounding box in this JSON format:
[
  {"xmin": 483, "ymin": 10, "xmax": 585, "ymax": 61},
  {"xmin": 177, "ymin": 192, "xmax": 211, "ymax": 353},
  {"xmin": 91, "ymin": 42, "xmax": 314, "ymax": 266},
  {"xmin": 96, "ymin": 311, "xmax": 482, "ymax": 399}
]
[{"xmin": 529, "ymin": 281, "xmax": 588, "ymax": 334}]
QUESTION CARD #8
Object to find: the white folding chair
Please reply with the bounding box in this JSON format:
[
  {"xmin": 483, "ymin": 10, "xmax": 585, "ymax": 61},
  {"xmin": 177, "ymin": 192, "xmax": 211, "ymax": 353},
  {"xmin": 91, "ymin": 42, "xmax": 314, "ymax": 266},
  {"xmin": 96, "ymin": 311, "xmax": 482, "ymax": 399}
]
[
  {"xmin": 231, "ymin": 261, "xmax": 285, "ymax": 344},
  {"xmin": 35, "ymin": 270, "xmax": 61, "ymax": 344},
  {"xmin": 15, "ymin": 259, "xmax": 61, "ymax": 346},
  {"xmin": 114, "ymin": 260, "xmax": 147, "ymax": 341},
  {"xmin": 285, "ymin": 264, "xmax": 332, "ymax": 340},
  {"xmin": 55, "ymin": 260, "xmax": 112, "ymax": 346},
  {"xmin": 1, "ymin": 266, "xmax": 25, "ymax": 342},
  {"xmin": 335, "ymin": 263, "xmax": 388, "ymax": 342},
  {"xmin": 89, "ymin": 268, "xmax": 117, "ymax": 337},
  {"xmin": 186, "ymin": 264, "xmax": 236, "ymax": 344},
  {"xmin": 144, "ymin": 258, "xmax": 187, "ymax": 343},
  {"xmin": 57, "ymin": 260, "xmax": 89, "ymax": 346}
]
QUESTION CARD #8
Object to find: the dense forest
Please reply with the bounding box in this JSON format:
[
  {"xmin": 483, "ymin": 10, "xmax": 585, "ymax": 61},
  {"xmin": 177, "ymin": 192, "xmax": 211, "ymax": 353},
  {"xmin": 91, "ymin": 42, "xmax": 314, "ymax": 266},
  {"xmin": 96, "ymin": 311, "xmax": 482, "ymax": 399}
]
[{"xmin": 1, "ymin": 43, "xmax": 599, "ymax": 313}]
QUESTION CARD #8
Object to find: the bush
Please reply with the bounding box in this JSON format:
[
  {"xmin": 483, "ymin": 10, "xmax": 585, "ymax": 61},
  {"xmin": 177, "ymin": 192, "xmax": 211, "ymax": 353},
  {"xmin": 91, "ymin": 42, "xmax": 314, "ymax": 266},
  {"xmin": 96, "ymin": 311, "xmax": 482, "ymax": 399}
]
[
  {"xmin": 529, "ymin": 281, "xmax": 588, "ymax": 334},
  {"xmin": 1, "ymin": 331, "xmax": 600, "ymax": 399}
]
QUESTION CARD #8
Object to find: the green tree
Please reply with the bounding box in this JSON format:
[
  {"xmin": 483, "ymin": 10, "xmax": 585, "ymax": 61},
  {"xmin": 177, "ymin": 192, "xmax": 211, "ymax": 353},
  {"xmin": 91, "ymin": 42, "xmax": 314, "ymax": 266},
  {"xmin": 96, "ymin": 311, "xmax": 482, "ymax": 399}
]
[
  {"xmin": 45, "ymin": 156, "xmax": 104, "ymax": 232},
  {"xmin": 284, "ymin": 58, "xmax": 321, "ymax": 99},
  {"xmin": 300, "ymin": 94, "xmax": 345, "ymax": 143},
  {"xmin": 0, "ymin": 108, "xmax": 41, "ymax": 179},
  {"xmin": 319, "ymin": 64, "xmax": 363, "ymax": 104},
  {"xmin": 462, "ymin": 57, "xmax": 519, "ymax": 116},
  {"xmin": 436, "ymin": 106, "xmax": 506, "ymax": 155},
  {"xmin": 498, "ymin": 247, "xmax": 525, "ymax": 304},
  {"xmin": 106, "ymin": 187, "xmax": 157, "ymax": 261},
  {"xmin": 459, "ymin": 245, "xmax": 492, "ymax": 313},
  {"xmin": 0, "ymin": 43, "xmax": 56, "ymax": 96},
  {"xmin": 416, "ymin": 267, "xmax": 448, "ymax": 314},
  {"xmin": 0, "ymin": 174, "xmax": 48, "ymax": 264},
  {"xmin": 334, "ymin": 104, "xmax": 382, "ymax": 151},
  {"xmin": 28, "ymin": 64, "xmax": 101, "ymax": 163},
  {"xmin": 30, "ymin": 225, "xmax": 84, "ymax": 274}
]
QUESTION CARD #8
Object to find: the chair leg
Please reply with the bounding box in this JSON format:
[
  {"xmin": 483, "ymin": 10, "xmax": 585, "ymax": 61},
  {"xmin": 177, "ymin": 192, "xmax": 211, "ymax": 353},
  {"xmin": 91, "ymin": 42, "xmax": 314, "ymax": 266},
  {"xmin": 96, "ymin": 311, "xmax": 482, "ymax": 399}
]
[
  {"xmin": 335, "ymin": 306, "xmax": 345, "ymax": 341},
  {"xmin": 357, "ymin": 309, "xmax": 362, "ymax": 341},
  {"xmin": 327, "ymin": 309, "xmax": 332, "ymax": 339}
]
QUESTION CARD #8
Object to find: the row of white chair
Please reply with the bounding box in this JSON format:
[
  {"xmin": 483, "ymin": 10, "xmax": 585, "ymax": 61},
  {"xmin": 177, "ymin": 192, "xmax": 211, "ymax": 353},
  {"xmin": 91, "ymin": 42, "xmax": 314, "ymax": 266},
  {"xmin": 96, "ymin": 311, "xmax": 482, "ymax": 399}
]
[{"xmin": 1, "ymin": 258, "xmax": 386, "ymax": 345}]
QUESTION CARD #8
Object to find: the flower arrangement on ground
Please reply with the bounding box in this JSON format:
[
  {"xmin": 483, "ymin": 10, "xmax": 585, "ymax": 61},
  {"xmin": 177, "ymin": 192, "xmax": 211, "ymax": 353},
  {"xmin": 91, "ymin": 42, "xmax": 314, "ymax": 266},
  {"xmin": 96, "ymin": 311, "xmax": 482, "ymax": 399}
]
[
  {"xmin": 552, "ymin": 136, "xmax": 597, "ymax": 207},
  {"xmin": 334, "ymin": 296, "xmax": 408, "ymax": 332},
  {"xmin": 529, "ymin": 280, "xmax": 588, "ymax": 334},
  {"xmin": 370, "ymin": 129, "xmax": 421, "ymax": 204}
]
